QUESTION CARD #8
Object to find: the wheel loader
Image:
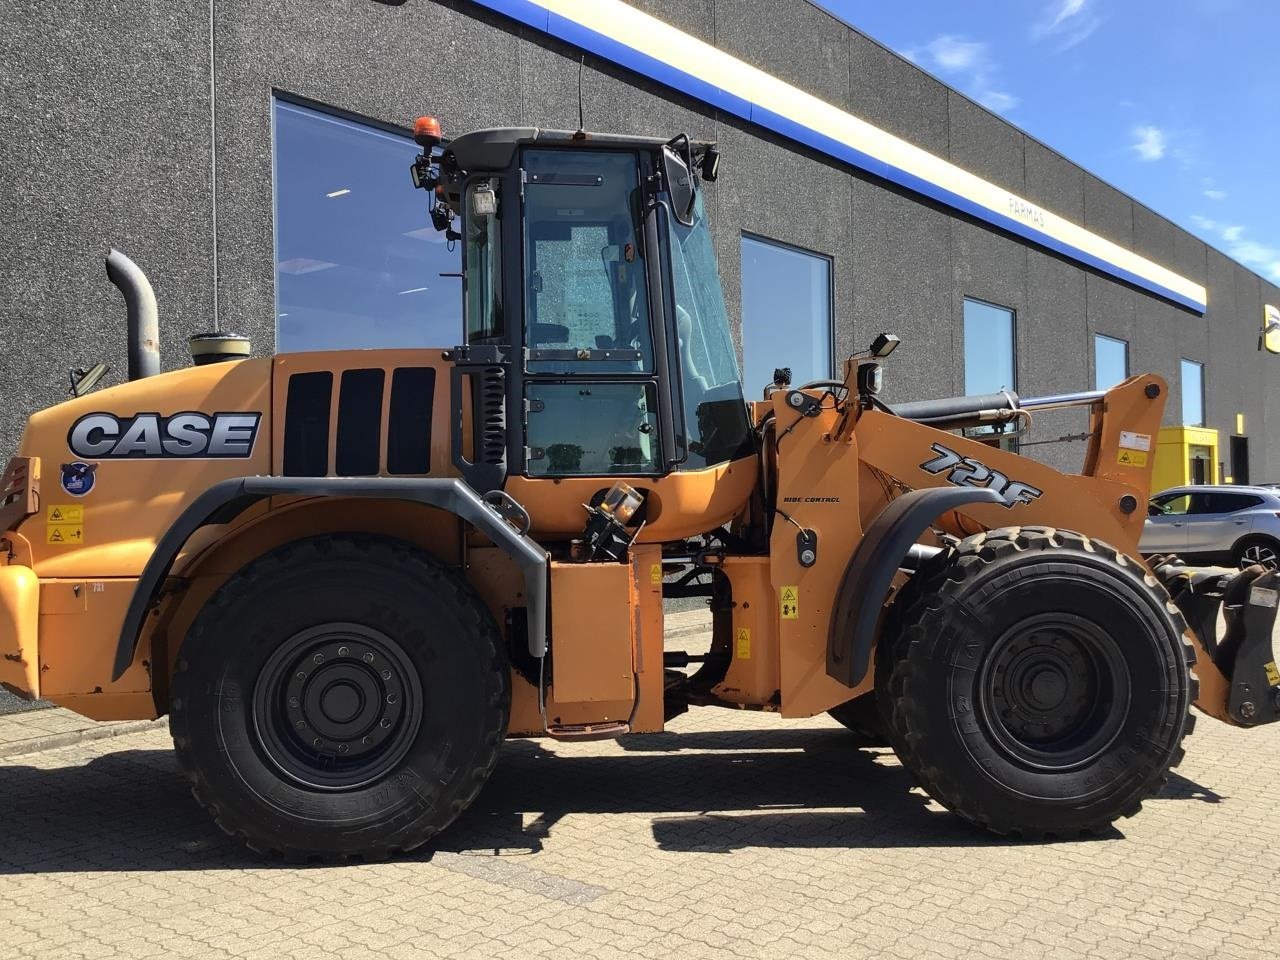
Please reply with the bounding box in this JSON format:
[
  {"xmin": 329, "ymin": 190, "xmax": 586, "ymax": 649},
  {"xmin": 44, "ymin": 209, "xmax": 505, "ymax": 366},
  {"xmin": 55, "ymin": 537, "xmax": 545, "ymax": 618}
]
[{"xmin": 2, "ymin": 118, "xmax": 1278, "ymax": 859}]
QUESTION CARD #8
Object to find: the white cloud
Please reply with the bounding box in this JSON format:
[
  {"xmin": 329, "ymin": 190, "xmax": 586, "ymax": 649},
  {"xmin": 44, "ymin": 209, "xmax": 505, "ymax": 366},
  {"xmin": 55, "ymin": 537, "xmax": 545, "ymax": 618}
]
[
  {"xmin": 1222, "ymin": 225, "xmax": 1244, "ymax": 242},
  {"xmin": 1131, "ymin": 125, "xmax": 1167, "ymax": 161},
  {"xmin": 1202, "ymin": 188, "xmax": 1228, "ymax": 200},
  {"xmin": 914, "ymin": 34, "xmax": 1019, "ymax": 114},
  {"xmin": 1033, "ymin": 0, "xmax": 1103, "ymax": 51}
]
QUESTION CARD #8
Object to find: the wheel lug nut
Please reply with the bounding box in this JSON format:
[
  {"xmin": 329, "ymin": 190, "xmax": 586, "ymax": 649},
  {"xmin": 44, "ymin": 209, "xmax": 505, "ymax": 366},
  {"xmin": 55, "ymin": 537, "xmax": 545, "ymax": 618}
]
[
  {"xmin": 381, "ymin": 669, "xmax": 392, "ymax": 681},
  {"xmin": 289, "ymin": 697, "xmax": 299, "ymax": 708},
  {"xmin": 296, "ymin": 672, "xmax": 306, "ymax": 681},
  {"xmin": 313, "ymin": 737, "xmax": 322, "ymax": 747},
  {"xmin": 313, "ymin": 653, "xmax": 325, "ymax": 664},
  {"xmin": 386, "ymin": 693, "xmax": 397, "ymax": 705},
  {"xmin": 338, "ymin": 646, "xmax": 349, "ymax": 657},
  {"xmin": 380, "ymin": 718, "xmax": 391, "ymax": 728},
  {"xmin": 338, "ymin": 744, "xmax": 349, "ymax": 754},
  {"xmin": 362, "ymin": 736, "xmax": 370, "ymax": 745},
  {"xmin": 296, "ymin": 720, "xmax": 306, "ymax": 729},
  {"xmin": 363, "ymin": 652, "xmax": 375, "ymax": 664}
]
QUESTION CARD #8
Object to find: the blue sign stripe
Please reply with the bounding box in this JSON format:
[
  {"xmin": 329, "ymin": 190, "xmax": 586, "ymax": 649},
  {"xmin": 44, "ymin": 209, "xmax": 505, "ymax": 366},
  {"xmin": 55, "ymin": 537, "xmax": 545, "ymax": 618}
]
[{"xmin": 467, "ymin": 0, "xmax": 1206, "ymax": 313}]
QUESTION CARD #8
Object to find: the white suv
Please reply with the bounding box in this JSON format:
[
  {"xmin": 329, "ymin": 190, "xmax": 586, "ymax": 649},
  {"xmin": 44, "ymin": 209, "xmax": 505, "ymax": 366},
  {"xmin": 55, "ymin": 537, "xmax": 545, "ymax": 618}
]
[{"xmin": 1142, "ymin": 485, "xmax": 1280, "ymax": 569}]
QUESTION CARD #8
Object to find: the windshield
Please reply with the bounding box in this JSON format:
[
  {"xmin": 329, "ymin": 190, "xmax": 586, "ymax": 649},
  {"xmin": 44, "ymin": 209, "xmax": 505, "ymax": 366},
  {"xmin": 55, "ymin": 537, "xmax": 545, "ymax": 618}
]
[{"xmin": 665, "ymin": 193, "xmax": 753, "ymax": 470}]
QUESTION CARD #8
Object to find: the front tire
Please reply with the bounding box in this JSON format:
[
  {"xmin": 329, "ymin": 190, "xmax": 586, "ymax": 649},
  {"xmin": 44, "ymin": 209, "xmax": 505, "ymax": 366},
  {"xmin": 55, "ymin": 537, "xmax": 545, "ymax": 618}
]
[
  {"xmin": 170, "ymin": 534, "xmax": 510, "ymax": 860},
  {"xmin": 876, "ymin": 527, "xmax": 1195, "ymax": 839}
]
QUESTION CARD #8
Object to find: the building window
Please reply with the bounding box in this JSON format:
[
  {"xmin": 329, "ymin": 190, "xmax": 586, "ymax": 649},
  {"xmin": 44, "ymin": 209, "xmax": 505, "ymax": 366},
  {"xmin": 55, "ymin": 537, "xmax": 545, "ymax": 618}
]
[
  {"xmin": 1181, "ymin": 359, "xmax": 1205, "ymax": 426},
  {"xmin": 272, "ymin": 99, "xmax": 461, "ymax": 352},
  {"xmin": 740, "ymin": 234, "xmax": 832, "ymax": 396},
  {"xmin": 963, "ymin": 298, "xmax": 1016, "ymax": 395},
  {"xmin": 1094, "ymin": 334, "xmax": 1129, "ymax": 390}
]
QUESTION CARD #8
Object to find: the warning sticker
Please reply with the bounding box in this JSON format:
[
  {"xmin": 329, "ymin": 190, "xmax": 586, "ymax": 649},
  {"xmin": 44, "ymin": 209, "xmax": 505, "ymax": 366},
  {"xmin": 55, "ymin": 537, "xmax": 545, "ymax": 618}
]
[
  {"xmin": 780, "ymin": 586, "xmax": 799, "ymax": 620},
  {"xmin": 47, "ymin": 504, "xmax": 84, "ymax": 523},
  {"xmin": 1119, "ymin": 431, "xmax": 1152, "ymax": 452},
  {"xmin": 735, "ymin": 627, "xmax": 751, "ymax": 659},
  {"xmin": 1116, "ymin": 449, "xmax": 1148, "ymax": 467},
  {"xmin": 650, "ymin": 563, "xmax": 662, "ymax": 586},
  {"xmin": 46, "ymin": 524, "xmax": 84, "ymax": 545},
  {"xmin": 1264, "ymin": 661, "xmax": 1280, "ymax": 687}
]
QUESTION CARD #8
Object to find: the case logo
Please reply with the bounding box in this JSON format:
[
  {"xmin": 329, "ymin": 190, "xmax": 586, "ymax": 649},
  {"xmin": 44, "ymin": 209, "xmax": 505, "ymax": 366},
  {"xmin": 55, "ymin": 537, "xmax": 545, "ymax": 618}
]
[
  {"xmin": 68, "ymin": 412, "xmax": 261, "ymax": 459},
  {"xmin": 920, "ymin": 443, "xmax": 1043, "ymax": 508}
]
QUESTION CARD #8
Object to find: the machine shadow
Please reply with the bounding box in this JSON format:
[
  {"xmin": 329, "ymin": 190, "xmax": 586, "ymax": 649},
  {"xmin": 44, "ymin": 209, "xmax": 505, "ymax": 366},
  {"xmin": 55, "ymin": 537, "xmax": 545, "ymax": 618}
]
[{"xmin": 0, "ymin": 728, "xmax": 1221, "ymax": 874}]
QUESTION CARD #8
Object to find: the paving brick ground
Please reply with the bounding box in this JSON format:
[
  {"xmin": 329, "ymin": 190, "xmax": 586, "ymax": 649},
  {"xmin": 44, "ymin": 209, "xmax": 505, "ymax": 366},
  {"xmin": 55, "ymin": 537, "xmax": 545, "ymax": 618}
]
[{"xmin": 2, "ymin": 686, "xmax": 1278, "ymax": 959}]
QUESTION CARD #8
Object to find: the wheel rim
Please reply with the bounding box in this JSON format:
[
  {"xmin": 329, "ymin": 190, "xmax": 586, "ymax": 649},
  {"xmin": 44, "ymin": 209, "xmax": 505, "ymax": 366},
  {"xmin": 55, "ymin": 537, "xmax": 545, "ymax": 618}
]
[
  {"xmin": 1240, "ymin": 543, "xmax": 1279, "ymax": 570},
  {"xmin": 976, "ymin": 613, "xmax": 1131, "ymax": 771},
  {"xmin": 252, "ymin": 623, "xmax": 423, "ymax": 791}
]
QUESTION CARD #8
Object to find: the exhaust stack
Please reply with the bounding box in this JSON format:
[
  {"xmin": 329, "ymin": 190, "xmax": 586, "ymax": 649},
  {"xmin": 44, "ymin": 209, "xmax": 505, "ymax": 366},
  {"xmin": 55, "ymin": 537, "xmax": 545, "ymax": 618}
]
[{"xmin": 104, "ymin": 249, "xmax": 160, "ymax": 381}]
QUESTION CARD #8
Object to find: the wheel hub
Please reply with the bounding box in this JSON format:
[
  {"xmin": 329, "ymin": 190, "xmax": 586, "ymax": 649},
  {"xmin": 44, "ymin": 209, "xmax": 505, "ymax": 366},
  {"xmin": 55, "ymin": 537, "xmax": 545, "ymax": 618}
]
[
  {"xmin": 978, "ymin": 614, "xmax": 1130, "ymax": 771},
  {"xmin": 253, "ymin": 624, "xmax": 422, "ymax": 791}
]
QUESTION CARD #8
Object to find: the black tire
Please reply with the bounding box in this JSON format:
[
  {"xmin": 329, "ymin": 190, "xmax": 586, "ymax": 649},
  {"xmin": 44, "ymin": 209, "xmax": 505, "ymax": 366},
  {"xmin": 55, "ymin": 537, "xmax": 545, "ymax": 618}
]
[
  {"xmin": 827, "ymin": 693, "xmax": 887, "ymax": 744},
  {"xmin": 170, "ymin": 534, "xmax": 510, "ymax": 860},
  {"xmin": 1233, "ymin": 535, "xmax": 1280, "ymax": 571},
  {"xmin": 875, "ymin": 526, "xmax": 1196, "ymax": 839}
]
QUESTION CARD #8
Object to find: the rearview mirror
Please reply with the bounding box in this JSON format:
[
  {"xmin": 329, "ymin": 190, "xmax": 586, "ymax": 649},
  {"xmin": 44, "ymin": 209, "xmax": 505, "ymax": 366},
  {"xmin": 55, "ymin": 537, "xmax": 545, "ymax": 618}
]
[{"xmin": 662, "ymin": 143, "xmax": 697, "ymax": 226}]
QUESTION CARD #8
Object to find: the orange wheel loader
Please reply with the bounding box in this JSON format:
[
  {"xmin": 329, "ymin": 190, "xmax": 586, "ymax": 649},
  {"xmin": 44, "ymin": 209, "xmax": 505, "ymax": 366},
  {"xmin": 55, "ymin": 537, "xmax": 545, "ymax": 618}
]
[{"xmin": 2, "ymin": 119, "xmax": 1277, "ymax": 860}]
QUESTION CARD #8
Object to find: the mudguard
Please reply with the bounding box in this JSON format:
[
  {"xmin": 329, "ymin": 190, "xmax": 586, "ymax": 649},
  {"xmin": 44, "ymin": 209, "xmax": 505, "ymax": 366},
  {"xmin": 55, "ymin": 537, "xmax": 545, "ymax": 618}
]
[
  {"xmin": 826, "ymin": 485, "xmax": 1003, "ymax": 688},
  {"xmin": 111, "ymin": 476, "xmax": 548, "ymax": 680}
]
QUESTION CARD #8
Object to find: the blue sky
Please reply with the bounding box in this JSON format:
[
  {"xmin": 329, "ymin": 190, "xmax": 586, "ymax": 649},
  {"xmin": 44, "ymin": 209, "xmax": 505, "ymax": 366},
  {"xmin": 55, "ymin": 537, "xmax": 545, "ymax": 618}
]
[{"xmin": 812, "ymin": 0, "xmax": 1280, "ymax": 284}]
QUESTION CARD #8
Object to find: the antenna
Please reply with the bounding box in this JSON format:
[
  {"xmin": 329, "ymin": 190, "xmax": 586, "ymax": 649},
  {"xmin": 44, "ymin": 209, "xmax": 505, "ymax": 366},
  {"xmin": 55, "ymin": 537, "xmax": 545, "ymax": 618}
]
[{"xmin": 574, "ymin": 54, "xmax": 586, "ymax": 139}]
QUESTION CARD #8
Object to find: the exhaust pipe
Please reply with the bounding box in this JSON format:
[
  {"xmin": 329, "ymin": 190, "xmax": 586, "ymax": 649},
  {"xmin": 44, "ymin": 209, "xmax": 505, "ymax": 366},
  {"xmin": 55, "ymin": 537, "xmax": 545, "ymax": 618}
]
[{"xmin": 105, "ymin": 248, "xmax": 159, "ymax": 380}]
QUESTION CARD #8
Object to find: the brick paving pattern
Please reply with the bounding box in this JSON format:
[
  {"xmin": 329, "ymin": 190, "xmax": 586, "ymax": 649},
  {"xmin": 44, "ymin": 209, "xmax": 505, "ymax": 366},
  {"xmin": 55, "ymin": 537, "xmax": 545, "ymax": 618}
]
[{"xmin": 2, "ymin": 698, "xmax": 1277, "ymax": 959}]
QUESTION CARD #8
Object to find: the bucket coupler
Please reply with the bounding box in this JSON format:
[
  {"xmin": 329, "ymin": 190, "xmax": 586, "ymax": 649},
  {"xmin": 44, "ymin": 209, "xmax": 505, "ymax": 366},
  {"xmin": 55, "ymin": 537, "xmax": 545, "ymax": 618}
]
[{"xmin": 1156, "ymin": 561, "xmax": 1280, "ymax": 726}]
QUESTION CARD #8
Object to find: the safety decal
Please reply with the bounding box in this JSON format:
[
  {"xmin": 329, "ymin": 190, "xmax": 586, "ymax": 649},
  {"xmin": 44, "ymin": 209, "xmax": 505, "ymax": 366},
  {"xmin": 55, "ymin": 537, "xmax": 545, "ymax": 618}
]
[
  {"xmin": 1116, "ymin": 449, "xmax": 1148, "ymax": 467},
  {"xmin": 735, "ymin": 627, "xmax": 751, "ymax": 659},
  {"xmin": 1119, "ymin": 431, "xmax": 1152, "ymax": 452},
  {"xmin": 46, "ymin": 501, "xmax": 86, "ymax": 546},
  {"xmin": 650, "ymin": 563, "xmax": 662, "ymax": 586},
  {"xmin": 67, "ymin": 411, "xmax": 261, "ymax": 459},
  {"xmin": 1264, "ymin": 661, "xmax": 1280, "ymax": 687},
  {"xmin": 780, "ymin": 586, "xmax": 799, "ymax": 620},
  {"xmin": 47, "ymin": 504, "xmax": 84, "ymax": 523},
  {"xmin": 59, "ymin": 461, "xmax": 97, "ymax": 497}
]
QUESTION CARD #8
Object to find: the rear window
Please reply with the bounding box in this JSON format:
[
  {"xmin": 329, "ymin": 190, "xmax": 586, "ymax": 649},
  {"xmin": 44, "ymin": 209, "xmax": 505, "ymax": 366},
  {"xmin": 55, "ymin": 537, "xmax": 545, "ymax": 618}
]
[{"xmin": 1190, "ymin": 492, "xmax": 1263, "ymax": 514}]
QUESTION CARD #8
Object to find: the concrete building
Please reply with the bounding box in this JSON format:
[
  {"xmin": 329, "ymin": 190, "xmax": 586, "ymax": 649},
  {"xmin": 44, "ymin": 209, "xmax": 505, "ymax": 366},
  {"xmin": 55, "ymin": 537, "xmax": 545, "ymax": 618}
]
[{"xmin": 3, "ymin": 0, "xmax": 1278, "ymax": 485}]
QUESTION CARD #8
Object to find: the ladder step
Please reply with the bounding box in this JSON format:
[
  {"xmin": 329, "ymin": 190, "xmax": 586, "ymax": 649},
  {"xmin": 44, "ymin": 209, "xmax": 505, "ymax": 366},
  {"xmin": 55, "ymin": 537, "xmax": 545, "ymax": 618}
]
[{"xmin": 545, "ymin": 720, "xmax": 630, "ymax": 741}]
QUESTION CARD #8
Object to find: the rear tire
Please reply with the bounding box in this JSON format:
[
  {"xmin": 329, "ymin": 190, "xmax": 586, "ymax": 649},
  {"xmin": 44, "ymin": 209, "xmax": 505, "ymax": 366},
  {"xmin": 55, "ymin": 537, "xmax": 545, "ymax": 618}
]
[
  {"xmin": 1233, "ymin": 535, "xmax": 1280, "ymax": 571},
  {"xmin": 170, "ymin": 534, "xmax": 509, "ymax": 860},
  {"xmin": 827, "ymin": 693, "xmax": 887, "ymax": 744},
  {"xmin": 875, "ymin": 526, "xmax": 1195, "ymax": 839}
]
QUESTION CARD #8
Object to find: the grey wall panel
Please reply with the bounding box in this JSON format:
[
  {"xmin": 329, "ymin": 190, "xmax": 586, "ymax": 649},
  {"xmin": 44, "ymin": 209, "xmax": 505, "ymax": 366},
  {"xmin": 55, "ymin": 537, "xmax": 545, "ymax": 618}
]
[
  {"xmin": 947, "ymin": 92, "xmax": 1024, "ymax": 193},
  {"xmin": 626, "ymin": 0, "xmax": 715, "ymax": 44},
  {"xmin": 714, "ymin": 0, "xmax": 851, "ymax": 109},
  {"xmin": 1133, "ymin": 206, "xmax": 1175, "ymax": 278},
  {"xmin": 846, "ymin": 181, "xmax": 953, "ymax": 403},
  {"xmin": 1083, "ymin": 174, "xmax": 1133, "ymax": 252},
  {"xmin": 0, "ymin": 0, "xmax": 214, "ymax": 452},
  {"xmin": 847, "ymin": 33, "xmax": 949, "ymax": 156},
  {"xmin": 1023, "ymin": 250, "xmax": 1089, "ymax": 473},
  {"xmin": 1024, "ymin": 141, "xmax": 1084, "ymax": 225}
]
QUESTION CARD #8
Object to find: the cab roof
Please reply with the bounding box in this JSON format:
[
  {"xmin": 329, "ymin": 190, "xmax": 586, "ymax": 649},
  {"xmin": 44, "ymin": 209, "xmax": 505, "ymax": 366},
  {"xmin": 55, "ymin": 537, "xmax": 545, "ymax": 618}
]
[{"xmin": 443, "ymin": 127, "xmax": 715, "ymax": 174}]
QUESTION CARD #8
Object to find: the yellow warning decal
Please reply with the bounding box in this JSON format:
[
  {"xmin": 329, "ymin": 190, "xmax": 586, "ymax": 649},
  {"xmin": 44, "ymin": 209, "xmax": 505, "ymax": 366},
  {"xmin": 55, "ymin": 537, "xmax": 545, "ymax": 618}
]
[
  {"xmin": 780, "ymin": 586, "xmax": 799, "ymax": 620},
  {"xmin": 1265, "ymin": 661, "xmax": 1280, "ymax": 687},
  {"xmin": 47, "ymin": 504, "xmax": 85, "ymax": 523},
  {"xmin": 735, "ymin": 627, "xmax": 751, "ymax": 659},
  {"xmin": 1116, "ymin": 449, "xmax": 1148, "ymax": 467},
  {"xmin": 46, "ymin": 524, "xmax": 84, "ymax": 545},
  {"xmin": 650, "ymin": 563, "xmax": 662, "ymax": 585}
]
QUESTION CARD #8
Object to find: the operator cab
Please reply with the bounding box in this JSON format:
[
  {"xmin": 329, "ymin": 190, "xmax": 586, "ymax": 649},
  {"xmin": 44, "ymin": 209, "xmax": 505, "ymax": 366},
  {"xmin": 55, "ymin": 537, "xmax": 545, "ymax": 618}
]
[{"xmin": 411, "ymin": 121, "xmax": 752, "ymax": 494}]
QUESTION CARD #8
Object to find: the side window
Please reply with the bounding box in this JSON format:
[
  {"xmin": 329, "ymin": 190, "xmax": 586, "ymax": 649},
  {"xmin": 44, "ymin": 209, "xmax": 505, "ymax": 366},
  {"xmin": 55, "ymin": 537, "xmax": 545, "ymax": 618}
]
[
  {"xmin": 1155, "ymin": 494, "xmax": 1192, "ymax": 516},
  {"xmin": 525, "ymin": 382, "xmax": 660, "ymax": 476},
  {"xmin": 740, "ymin": 234, "xmax": 832, "ymax": 396},
  {"xmin": 465, "ymin": 179, "xmax": 504, "ymax": 344},
  {"xmin": 1197, "ymin": 492, "xmax": 1262, "ymax": 514}
]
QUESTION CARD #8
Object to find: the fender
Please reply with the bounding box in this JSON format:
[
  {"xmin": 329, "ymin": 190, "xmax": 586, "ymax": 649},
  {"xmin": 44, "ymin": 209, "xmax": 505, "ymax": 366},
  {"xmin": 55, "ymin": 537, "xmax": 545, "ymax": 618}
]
[
  {"xmin": 112, "ymin": 476, "xmax": 549, "ymax": 680},
  {"xmin": 826, "ymin": 486, "xmax": 1004, "ymax": 688}
]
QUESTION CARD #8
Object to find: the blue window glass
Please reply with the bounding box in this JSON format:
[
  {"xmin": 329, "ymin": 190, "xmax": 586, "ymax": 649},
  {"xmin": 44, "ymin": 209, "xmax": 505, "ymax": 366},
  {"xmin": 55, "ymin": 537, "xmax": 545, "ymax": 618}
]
[
  {"xmin": 740, "ymin": 235, "xmax": 832, "ymax": 397},
  {"xmin": 963, "ymin": 298, "xmax": 1016, "ymax": 395},
  {"xmin": 272, "ymin": 99, "xmax": 461, "ymax": 352},
  {"xmin": 1094, "ymin": 334, "xmax": 1129, "ymax": 390},
  {"xmin": 1181, "ymin": 359, "xmax": 1205, "ymax": 426}
]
